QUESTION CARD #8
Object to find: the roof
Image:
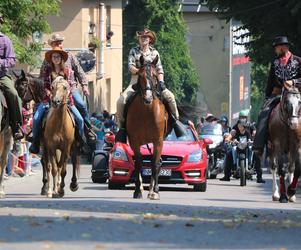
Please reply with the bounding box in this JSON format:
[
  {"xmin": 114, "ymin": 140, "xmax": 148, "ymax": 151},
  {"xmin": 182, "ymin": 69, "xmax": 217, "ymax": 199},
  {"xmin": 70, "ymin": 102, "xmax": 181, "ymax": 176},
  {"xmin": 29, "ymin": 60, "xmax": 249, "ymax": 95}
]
[{"xmin": 178, "ymin": 0, "xmax": 210, "ymax": 13}]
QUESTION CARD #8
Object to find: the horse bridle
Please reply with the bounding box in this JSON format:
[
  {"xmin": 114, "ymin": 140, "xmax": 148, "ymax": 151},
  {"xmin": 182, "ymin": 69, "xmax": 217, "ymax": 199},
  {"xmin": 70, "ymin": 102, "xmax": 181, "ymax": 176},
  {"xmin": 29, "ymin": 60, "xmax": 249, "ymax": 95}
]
[
  {"xmin": 138, "ymin": 63, "xmax": 157, "ymax": 99},
  {"xmin": 51, "ymin": 77, "xmax": 69, "ymax": 107}
]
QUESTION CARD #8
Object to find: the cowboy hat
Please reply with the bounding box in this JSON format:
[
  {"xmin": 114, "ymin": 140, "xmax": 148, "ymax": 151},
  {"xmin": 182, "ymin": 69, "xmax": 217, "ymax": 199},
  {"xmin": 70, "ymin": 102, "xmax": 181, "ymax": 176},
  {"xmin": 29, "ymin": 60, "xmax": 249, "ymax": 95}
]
[
  {"xmin": 47, "ymin": 33, "xmax": 65, "ymax": 46},
  {"xmin": 136, "ymin": 28, "xmax": 156, "ymax": 44},
  {"xmin": 272, "ymin": 36, "xmax": 291, "ymax": 47},
  {"xmin": 45, "ymin": 47, "xmax": 68, "ymax": 63}
]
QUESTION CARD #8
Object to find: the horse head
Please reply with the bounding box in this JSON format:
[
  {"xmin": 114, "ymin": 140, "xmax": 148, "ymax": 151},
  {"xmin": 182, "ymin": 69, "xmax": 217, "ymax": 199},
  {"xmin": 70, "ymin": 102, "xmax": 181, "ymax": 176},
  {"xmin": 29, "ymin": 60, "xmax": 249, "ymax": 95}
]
[
  {"xmin": 281, "ymin": 86, "xmax": 301, "ymax": 130},
  {"xmin": 14, "ymin": 70, "xmax": 30, "ymax": 101},
  {"xmin": 51, "ymin": 76, "xmax": 69, "ymax": 108},
  {"xmin": 138, "ymin": 55, "xmax": 158, "ymax": 105}
]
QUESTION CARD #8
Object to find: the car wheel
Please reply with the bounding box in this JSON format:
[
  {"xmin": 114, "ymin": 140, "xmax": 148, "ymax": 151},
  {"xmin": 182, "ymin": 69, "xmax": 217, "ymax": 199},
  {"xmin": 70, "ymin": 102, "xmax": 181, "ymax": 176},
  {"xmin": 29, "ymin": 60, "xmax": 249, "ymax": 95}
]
[
  {"xmin": 108, "ymin": 181, "xmax": 125, "ymax": 190},
  {"xmin": 92, "ymin": 177, "xmax": 107, "ymax": 183},
  {"xmin": 209, "ymin": 174, "xmax": 217, "ymax": 179},
  {"xmin": 194, "ymin": 181, "xmax": 207, "ymax": 192}
]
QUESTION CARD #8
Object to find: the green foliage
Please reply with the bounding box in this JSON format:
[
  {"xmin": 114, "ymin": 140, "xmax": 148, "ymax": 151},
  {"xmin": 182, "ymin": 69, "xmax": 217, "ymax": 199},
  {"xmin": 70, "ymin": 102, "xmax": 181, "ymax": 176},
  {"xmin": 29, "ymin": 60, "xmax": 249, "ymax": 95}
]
[
  {"xmin": 250, "ymin": 64, "xmax": 269, "ymax": 121},
  {"xmin": 0, "ymin": 0, "xmax": 60, "ymax": 67},
  {"xmin": 123, "ymin": 0, "xmax": 200, "ymax": 104},
  {"xmin": 207, "ymin": 0, "xmax": 301, "ymax": 65}
]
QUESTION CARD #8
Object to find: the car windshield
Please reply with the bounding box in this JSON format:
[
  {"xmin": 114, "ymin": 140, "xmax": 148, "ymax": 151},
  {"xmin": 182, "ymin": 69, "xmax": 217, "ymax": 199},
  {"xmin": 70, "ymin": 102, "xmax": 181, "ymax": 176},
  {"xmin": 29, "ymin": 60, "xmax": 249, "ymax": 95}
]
[
  {"xmin": 200, "ymin": 124, "xmax": 223, "ymax": 136},
  {"xmin": 164, "ymin": 127, "xmax": 196, "ymax": 142}
]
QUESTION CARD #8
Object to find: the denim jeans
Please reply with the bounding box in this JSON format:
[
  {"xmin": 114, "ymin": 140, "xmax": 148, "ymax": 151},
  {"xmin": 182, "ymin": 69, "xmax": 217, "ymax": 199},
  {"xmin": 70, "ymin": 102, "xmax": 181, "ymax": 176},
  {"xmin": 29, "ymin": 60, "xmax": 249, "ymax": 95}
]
[
  {"xmin": 72, "ymin": 88, "xmax": 90, "ymax": 125},
  {"xmin": 32, "ymin": 103, "xmax": 49, "ymax": 138},
  {"xmin": 32, "ymin": 103, "xmax": 84, "ymax": 139}
]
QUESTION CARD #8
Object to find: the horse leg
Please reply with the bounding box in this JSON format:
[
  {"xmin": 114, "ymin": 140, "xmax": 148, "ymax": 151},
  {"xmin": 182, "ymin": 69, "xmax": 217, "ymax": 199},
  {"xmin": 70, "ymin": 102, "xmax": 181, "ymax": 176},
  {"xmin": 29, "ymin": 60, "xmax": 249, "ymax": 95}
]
[
  {"xmin": 0, "ymin": 155, "xmax": 7, "ymax": 199},
  {"xmin": 279, "ymin": 165, "xmax": 288, "ymax": 203},
  {"xmin": 70, "ymin": 145, "xmax": 80, "ymax": 192},
  {"xmin": 41, "ymin": 156, "xmax": 48, "ymax": 195},
  {"xmin": 148, "ymin": 141, "xmax": 163, "ymax": 200},
  {"xmin": 46, "ymin": 156, "xmax": 53, "ymax": 198},
  {"xmin": 133, "ymin": 149, "xmax": 143, "ymax": 199},
  {"xmin": 51, "ymin": 157, "xmax": 59, "ymax": 198},
  {"xmin": 270, "ymin": 158, "xmax": 280, "ymax": 201},
  {"xmin": 288, "ymin": 155, "xmax": 300, "ymax": 202},
  {"xmin": 58, "ymin": 162, "xmax": 67, "ymax": 198}
]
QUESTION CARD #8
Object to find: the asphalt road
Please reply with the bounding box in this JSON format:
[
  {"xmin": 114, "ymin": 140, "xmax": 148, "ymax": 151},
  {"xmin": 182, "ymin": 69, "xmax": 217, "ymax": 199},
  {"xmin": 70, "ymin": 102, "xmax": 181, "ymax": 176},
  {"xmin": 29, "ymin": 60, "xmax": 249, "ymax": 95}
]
[{"xmin": 1, "ymin": 163, "xmax": 301, "ymax": 250}]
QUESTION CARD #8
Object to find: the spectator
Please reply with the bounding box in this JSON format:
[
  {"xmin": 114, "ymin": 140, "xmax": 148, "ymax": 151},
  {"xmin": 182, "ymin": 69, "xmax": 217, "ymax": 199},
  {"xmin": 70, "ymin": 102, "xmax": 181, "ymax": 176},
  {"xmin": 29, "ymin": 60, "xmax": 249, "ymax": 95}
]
[{"xmin": 91, "ymin": 113, "xmax": 105, "ymax": 150}]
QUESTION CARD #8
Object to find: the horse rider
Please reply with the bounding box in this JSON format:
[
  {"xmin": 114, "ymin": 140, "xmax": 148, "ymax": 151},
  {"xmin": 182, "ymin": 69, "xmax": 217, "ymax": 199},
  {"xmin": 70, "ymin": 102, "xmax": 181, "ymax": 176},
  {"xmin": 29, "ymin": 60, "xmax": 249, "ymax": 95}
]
[
  {"xmin": 29, "ymin": 47, "xmax": 85, "ymax": 154},
  {"xmin": 253, "ymin": 36, "xmax": 301, "ymax": 155},
  {"xmin": 0, "ymin": 14, "xmax": 23, "ymax": 141},
  {"xmin": 40, "ymin": 33, "xmax": 96, "ymax": 142},
  {"xmin": 220, "ymin": 110, "xmax": 265, "ymax": 183},
  {"xmin": 116, "ymin": 28, "xmax": 185, "ymax": 142}
]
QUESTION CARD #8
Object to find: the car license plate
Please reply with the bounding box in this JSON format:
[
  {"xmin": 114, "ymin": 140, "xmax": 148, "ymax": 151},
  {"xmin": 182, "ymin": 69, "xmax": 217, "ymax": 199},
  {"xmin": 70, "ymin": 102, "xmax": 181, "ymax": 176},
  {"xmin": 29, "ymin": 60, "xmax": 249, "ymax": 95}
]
[{"xmin": 142, "ymin": 168, "xmax": 171, "ymax": 176}]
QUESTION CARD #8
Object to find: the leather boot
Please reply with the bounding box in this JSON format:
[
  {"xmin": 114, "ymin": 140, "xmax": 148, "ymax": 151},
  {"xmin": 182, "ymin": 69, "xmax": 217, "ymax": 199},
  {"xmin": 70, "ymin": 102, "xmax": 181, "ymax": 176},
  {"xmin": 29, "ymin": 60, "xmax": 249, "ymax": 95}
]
[
  {"xmin": 29, "ymin": 137, "xmax": 40, "ymax": 154},
  {"xmin": 84, "ymin": 123, "xmax": 96, "ymax": 142}
]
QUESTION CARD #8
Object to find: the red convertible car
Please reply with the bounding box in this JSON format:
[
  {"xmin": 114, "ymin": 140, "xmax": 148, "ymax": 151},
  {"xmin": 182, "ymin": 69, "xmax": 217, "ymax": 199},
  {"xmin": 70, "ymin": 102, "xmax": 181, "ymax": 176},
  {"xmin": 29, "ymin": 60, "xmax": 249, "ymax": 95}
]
[{"xmin": 108, "ymin": 122, "xmax": 212, "ymax": 191}]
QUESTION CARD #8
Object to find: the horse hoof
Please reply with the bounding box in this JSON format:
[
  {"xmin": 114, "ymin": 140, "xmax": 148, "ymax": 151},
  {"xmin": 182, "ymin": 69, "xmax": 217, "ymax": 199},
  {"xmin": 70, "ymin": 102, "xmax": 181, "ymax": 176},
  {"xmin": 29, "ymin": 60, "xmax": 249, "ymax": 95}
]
[
  {"xmin": 147, "ymin": 193, "xmax": 153, "ymax": 199},
  {"xmin": 289, "ymin": 195, "xmax": 296, "ymax": 203},
  {"xmin": 41, "ymin": 188, "xmax": 47, "ymax": 196},
  {"xmin": 279, "ymin": 194, "xmax": 288, "ymax": 203},
  {"xmin": 47, "ymin": 193, "xmax": 52, "ymax": 198},
  {"xmin": 52, "ymin": 193, "xmax": 61, "ymax": 199},
  {"xmin": 272, "ymin": 195, "xmax": 280, "ymax": 202},
  {"xmin": 287, "ymin": 185, "xmax": 296, "ymax": 197},
  {"xmin": 133, "ymin": 191, "xmax": 142, "ymax": 199},
  {"xmin": 149, "ymin": 193, "xmax": 160, "ymax": 200},
  {"xmin": 58, "ymin": 190, "xmax": 65, "ymax": 198},
  {"xmin": 70, "ymin": 183, "xmax": 79, "ymax": 192}
]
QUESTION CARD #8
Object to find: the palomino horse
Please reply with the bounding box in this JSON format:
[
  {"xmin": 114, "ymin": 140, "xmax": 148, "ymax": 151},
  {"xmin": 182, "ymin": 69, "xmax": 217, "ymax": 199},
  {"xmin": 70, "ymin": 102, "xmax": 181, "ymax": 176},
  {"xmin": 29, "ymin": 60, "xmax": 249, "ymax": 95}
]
[
  {"xmin": 0, "ymin": 93, "xmax": 13, "ymax": 198},
  {"xmin": 268, "ymin": 86, "xmax": 300, "ymax": 203},
  {"xmin": 127, "ymin": 55, "xmax": 170, "ymax": 200},
  {"xmin": 42, "ymin": 76, "xmax": 80, "ymax": 198}
]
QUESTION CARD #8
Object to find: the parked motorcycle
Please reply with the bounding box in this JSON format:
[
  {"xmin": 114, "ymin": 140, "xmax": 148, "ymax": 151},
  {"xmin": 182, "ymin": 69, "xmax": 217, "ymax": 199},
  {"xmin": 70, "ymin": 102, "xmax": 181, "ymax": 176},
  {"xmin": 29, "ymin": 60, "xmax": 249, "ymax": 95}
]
[{"xmin": 200, "ymin": 123, "xmax": 225, "ymax": 179}]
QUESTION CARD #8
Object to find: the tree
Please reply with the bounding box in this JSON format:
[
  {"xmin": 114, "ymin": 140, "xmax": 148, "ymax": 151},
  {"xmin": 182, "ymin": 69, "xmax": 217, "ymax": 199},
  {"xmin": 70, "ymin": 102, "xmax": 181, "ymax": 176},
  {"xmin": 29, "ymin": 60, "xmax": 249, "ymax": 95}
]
[
  {"xmin": 207, "ymin": 0, "xmax": 301, "ymax": 65},
  {"xmin": 123, "ymin": 0, "xmax": 200, "ymax": 104},
  {"xmin": 0, "ymin": 0, "xmax": 60, "ymax": 67}
]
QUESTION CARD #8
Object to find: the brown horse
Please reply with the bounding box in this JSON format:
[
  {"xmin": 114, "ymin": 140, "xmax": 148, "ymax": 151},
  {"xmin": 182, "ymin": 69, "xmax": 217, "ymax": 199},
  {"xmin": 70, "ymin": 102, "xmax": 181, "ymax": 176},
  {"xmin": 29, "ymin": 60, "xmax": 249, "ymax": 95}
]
[
  {"xmin": 127, "ymin": 55, "xmax": 169, "ymax": 200},
  {"xmin": 42, "ymin": 76, "xmax": 79, "ymax": 198},
  {"xmin": 0, "ymin": 94, "xmax": 13, "ymax": 198},
  {"xmin": 268, "ymin": 86, "xmax": 300, "ymax": 203}
]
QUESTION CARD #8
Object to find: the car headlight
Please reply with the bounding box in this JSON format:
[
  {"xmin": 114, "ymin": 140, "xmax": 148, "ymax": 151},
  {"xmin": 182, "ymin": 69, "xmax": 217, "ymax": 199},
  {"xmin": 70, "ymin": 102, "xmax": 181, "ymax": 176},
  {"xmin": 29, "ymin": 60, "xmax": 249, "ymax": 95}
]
[
  {"xmin": 187, "ymin": 150, "xmax": 203, "ymax": 163},
  {"xmin": 112, "ymin": 148, "xmax": 128, "ymax": 162}
]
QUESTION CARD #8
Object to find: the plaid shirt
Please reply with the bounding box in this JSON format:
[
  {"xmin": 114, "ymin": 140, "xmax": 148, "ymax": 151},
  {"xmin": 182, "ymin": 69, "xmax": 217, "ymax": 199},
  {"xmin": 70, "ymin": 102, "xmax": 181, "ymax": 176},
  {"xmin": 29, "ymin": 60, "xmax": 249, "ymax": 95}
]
[
  {"xmin": 128, "ymin": 46, "xmax": 164, "ymax": 74},
  {"xmin": 40, "ymin": 52, "xmax": 88, "ymax": 88},
  {"xmin": 41, "ymin": 65, "xmax": 74, "ymax": 105}
]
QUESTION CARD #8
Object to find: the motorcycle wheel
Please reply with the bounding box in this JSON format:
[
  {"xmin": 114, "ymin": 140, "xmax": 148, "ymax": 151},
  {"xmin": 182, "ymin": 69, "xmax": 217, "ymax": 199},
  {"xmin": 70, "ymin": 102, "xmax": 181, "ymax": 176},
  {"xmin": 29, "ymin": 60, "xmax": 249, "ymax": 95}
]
[{"xmin": 240, "ymin": 159, "xmax": 246, "ymax": 186}]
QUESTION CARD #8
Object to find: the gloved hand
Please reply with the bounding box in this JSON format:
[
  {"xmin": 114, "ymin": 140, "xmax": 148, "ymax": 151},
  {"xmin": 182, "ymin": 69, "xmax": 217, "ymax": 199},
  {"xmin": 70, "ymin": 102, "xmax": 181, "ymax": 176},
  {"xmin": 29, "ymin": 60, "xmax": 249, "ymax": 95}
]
[{"xmin": 157, "ymin": 80, "xmax": 166, "ymax": 92}]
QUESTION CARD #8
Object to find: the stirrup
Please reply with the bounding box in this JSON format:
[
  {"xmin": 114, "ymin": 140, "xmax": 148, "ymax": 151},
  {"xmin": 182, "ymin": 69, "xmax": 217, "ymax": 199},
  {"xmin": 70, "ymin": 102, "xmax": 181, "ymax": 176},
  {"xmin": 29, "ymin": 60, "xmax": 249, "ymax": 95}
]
[{"xmin": 115, "ymin": 128, "xmax": 127, "ymax": 143}]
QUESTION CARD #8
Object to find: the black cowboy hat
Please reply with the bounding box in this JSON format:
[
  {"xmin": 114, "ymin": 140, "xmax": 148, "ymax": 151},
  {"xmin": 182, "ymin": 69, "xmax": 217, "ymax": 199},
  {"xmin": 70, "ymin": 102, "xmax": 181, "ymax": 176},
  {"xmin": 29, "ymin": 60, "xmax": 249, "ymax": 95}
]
[{"xmin": 272, "ymin": 36, "xmax": 291, "ymax": 47}]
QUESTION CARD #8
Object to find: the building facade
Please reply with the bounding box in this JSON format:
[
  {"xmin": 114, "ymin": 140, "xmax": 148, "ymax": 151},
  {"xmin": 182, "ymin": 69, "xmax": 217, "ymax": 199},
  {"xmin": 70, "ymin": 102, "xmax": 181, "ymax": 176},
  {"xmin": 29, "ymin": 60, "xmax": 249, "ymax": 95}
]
[
  {"xmin": 42, "ymin": 0, "xmax": 123, "ymax": 114},
  {"xmin": 180, "ymin": 1, "xmax": 251, "ymax": 124}
]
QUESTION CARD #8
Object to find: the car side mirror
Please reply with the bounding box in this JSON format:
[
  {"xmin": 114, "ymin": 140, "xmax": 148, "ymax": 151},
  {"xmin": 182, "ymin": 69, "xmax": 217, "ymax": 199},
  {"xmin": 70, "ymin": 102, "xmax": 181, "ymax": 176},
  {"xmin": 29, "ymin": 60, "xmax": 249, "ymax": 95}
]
[
  {"xmin": 105, "ymin": 132, "xmax": 115, "ymax": 144},
  {"xmin": 203, "ymin": 138, "xmax": 213, "ymax": 145}
]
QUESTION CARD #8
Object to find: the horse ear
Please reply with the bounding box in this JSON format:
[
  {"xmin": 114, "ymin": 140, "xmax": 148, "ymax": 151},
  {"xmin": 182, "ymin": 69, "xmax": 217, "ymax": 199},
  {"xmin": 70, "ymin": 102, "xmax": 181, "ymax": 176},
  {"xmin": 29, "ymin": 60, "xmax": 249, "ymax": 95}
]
[
  {"xmin": 21, "ymin": 69, "xmax": 26, "ymax": 79},
  {"xmin": 152, "ymin": 55, "xmax": 159, "ymax": 66},
  {"xmin": 139, "ymin": 55, "xmax": 144, "ymax": 66},
  {"xmin": 12, "ymin": 70, "xmax": 19, "ymax": 79}
]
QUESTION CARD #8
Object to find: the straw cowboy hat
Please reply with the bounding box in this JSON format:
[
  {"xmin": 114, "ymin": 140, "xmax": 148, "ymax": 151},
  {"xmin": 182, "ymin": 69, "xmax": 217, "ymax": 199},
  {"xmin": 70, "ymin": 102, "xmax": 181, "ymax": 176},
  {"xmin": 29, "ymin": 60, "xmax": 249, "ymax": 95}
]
[
  {"xmin": 47, "ymin": 33, "xmax": 65, "ymax": 46},
  {"xmin": 45, "ymin": 46, "xmax": 68, "ymax": 63},
  {"xmin": 136, "ymin": 28, "xmax": 156, "ymax": 44}
]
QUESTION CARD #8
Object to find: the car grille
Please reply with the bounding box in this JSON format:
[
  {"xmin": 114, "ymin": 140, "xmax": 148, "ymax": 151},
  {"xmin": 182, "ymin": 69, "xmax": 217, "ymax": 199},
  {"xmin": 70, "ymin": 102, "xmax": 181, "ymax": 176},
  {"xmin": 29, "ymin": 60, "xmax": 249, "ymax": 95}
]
[{"xmin": 133, "ymin": 155, "xmax": 183, "ymax": 167}]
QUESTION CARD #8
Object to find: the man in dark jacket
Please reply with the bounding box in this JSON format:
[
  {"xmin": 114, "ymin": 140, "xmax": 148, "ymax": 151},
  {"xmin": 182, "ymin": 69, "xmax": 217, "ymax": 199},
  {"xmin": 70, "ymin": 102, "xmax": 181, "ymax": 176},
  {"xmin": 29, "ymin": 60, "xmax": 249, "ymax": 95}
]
[{"xmin": 253, "ymin": 36, "xmax": 301, "ymax": 155}]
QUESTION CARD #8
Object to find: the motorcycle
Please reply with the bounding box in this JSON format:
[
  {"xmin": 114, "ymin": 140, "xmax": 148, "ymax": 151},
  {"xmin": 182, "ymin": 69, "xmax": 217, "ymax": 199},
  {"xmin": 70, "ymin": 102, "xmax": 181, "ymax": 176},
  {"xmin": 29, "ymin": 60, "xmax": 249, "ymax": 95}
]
[
  {"xmin": 200, "ymin": 123, "xmax": 225, "ymax": 179},
  {"xmin": 231, "ymin": 137, "xmax": 254, "ymax": 186},
  {"xmin": 91, "ymin": 130, "xmax": 115, "ymax": 183}
]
